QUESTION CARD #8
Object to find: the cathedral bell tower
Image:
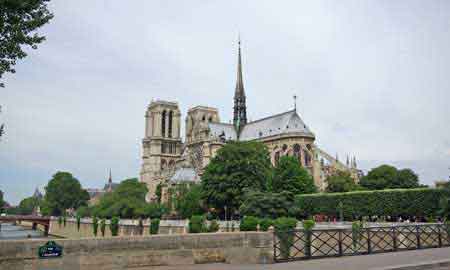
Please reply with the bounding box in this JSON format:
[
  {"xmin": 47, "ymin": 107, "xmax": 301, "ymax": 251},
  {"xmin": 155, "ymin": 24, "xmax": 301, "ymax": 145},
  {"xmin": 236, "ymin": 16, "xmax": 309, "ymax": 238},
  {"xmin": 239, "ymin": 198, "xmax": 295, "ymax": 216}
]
[
  {"xmin": 233, "ymin": 39, "xmax": 247, "ymax": 132},
  {"xmin": 140, "ymin": 100, "xmax": 182, "ymax": 201}
]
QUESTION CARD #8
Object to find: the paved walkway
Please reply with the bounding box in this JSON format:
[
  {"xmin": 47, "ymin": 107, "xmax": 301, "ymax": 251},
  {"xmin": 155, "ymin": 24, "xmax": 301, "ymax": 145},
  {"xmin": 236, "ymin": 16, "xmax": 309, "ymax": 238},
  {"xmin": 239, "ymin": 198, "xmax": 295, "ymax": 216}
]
[{"xmin": 148, "ymin": 247, "xmax": 450, "ymax": 270}]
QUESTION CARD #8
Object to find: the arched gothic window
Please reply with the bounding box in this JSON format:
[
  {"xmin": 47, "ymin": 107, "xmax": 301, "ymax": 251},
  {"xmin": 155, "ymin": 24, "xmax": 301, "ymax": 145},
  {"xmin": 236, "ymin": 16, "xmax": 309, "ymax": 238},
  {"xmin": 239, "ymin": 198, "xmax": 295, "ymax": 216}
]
[
  {"xmin": 169, "ymin": 160, "xmax": 175, "ymax": 169},
  {"xmin": 168, "ymin": 111, "xmax": 173, "ymax": 138},
  {"xmin": 293, "ymin": 144, "xmax": 301, "ymax": 165},
  {"xmin": 304, "ymin": 149, "xmax": 311, "ymax": 166},
  {"xmin": 161, "ymin": 110, "xmax": 166, "ymax": 137},
  {"xmin": 274, "ymin": 151, "xmax": 280, "ymax": 165},
  {"xmin": 161, "ymin": 159, "xmax": 167, "ymax": 170}
]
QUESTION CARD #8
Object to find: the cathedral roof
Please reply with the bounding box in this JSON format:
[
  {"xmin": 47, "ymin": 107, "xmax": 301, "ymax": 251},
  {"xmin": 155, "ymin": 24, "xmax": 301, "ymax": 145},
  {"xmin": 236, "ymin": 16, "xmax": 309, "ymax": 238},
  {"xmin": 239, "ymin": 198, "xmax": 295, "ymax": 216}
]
[
  {"xmin": 208, "ymin": 122, "xmax": 238, "ymax": 141},
  {"xmin": 169, "ymin": 167, "xmax": 200, "ymax": 184},
  {"xmin": 239, "ymin": 109, "xmax": 314, "ymax": 140}
]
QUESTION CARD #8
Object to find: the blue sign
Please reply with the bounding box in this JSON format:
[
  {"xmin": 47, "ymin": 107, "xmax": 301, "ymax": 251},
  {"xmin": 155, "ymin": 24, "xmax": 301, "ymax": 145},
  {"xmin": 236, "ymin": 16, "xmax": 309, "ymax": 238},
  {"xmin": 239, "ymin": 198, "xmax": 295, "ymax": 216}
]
[{"xmin": 38, "ymin": 241, "xmax": 63, "ymax": 259}]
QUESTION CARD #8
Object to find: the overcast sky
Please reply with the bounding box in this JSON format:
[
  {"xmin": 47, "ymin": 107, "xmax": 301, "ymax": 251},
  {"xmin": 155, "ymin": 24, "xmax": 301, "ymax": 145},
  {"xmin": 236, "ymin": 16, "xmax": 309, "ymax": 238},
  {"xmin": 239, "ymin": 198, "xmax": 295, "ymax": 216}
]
[{"xmin": 1, "ymin": 1, "xmax": 450, "ymax": 204}]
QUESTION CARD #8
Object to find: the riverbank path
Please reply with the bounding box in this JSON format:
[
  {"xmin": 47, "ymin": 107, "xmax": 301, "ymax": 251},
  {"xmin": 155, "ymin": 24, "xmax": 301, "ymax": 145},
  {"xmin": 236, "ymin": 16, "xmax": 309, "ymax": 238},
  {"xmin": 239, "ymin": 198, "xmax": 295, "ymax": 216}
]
[{"xmin": 151, "ymin": 247, "xmax": 450, "ymax": 270}]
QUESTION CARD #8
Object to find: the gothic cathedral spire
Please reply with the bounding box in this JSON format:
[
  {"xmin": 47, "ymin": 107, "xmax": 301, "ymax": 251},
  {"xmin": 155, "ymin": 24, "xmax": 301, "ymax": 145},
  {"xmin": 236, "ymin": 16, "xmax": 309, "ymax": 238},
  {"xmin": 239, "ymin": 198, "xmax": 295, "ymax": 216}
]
[{"xmin": 233, "ymin": 38, "xmax": 247, "ymax": 129}]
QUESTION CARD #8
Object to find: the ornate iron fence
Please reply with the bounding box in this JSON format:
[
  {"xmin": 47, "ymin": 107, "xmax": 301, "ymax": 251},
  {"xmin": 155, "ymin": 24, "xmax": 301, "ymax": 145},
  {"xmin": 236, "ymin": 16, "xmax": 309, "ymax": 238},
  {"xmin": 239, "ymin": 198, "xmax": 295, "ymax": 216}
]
[{"xmin": 273, "ymin": 223, "xmax": 450, "ymax": 262}]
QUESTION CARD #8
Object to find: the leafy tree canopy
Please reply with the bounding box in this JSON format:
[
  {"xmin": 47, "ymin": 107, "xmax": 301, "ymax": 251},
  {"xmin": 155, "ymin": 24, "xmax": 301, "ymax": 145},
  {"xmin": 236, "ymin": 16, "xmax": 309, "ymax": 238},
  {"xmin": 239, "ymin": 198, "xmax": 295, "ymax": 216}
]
[
  {"xmin": 325, "ymin": 171, "xmax": 360, "ymax": 193},
  {"xmin": 93, "ymin": 178, "xmax": 148, "ymax": 219},
  {"xmin": 360, "ymin": 165, "xmax": 420, "ymax": 190},
  {"xmin": 239, "ymin": 190, "xmax": 295, "ymax": 219},
  {"xmin": 271, "ymin": 156, "xmax": 317, "ymax": 194},
  {"xmin": 0, "ymin": 190, "xmax": 4, "ymax": 210},
  {"xmin": 18, "ymin": 196, "xmax": 41, "ymax": 215},
  {"xmin": 43, "ymin": 172, "xmax": 89, "ymax": 216},
  {"xmin": 201, "ymin": 141, "xmax": 272, "ymax": 214},
  {"xmin": 0, "ymin": 0, "xmax": 53, "ymax": 87},
  {"xmin": 174, "ymin": 184, "xmax": 205, "ymax": 219}
]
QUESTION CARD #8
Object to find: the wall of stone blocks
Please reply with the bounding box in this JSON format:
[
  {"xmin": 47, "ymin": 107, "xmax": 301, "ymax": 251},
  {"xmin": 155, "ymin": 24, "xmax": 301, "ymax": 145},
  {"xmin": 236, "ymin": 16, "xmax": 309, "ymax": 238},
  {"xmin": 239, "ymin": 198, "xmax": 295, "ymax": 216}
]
[{"xmin": 0, "ymin": 232, "xmax": 274, "ymax": 270}]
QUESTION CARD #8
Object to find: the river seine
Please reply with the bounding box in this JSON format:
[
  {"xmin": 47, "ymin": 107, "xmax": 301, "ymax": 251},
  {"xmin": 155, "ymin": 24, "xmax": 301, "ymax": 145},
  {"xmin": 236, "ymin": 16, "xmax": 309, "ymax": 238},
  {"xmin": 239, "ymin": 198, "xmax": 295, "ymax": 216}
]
[{"xmin": 0, "ymin": 223, "xmax": 46, "ymax": 240}]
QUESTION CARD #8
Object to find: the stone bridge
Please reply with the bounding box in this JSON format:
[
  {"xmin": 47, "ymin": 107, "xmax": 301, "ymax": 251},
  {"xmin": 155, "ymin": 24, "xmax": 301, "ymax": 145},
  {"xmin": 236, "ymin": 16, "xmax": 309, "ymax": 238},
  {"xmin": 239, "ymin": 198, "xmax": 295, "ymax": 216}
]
[{"xmin": 0, "ymin": 215, "xmax": 50, "ymax": 236}]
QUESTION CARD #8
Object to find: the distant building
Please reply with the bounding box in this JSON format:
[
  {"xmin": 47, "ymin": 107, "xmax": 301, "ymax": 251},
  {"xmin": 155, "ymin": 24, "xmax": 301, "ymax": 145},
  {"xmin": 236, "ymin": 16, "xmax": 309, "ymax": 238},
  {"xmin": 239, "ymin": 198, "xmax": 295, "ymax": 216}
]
[
  {"xmin": 435, "ymin": 180, "xmax": 449, "ymax": 189},
  {"xmin": 87, "ymin": 170, "xmax": 119, "ymax": 205},
  {"xmin": 33, "ymin": 187, "xmax": 43, "ymax": 200}
]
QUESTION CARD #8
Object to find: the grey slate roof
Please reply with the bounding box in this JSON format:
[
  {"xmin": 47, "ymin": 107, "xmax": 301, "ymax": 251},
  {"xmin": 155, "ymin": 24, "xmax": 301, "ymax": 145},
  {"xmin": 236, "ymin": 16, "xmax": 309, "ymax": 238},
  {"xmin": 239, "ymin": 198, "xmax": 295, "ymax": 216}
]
[
  {"xmin": 169, "ymin": 167, "xmax": 200, "ymax": 184},
  {"xmin": 240, "ymin": 110, "xmax": 314, "ymax": 140},
  {"xmin": 208, "ymin": 122, "xmax": 237, "ymax": 141},
  {"xmin": 207, "ymin": 110, "xmax": 313, "ymax": 141}
]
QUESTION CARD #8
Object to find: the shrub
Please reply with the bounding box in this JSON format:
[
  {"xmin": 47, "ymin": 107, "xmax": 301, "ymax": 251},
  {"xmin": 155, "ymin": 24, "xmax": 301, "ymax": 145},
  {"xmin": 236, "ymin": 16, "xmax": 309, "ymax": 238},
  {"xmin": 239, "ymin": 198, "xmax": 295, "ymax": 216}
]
[
  {"xmin": 138, "ymin": 218, "xmax": 144, "ymax": 235},
  {"xmin": 150, "ymin": 218, "xmax": 160, "ymax": 235},
  {"xmin": 110, "ymin": 216, "xmax": 119, "ymax": 236},
  {"xmin": 189, "ymin": 215, "xmax": 206, "ymax": 233},
  {"xmin": 231, "ymin": 222, "xmax": 235, "ymax": 232},
  {"xmin": 445, "ymin": 220, "xmax": 450, "ymax": 236},
  {"xmin": 208, "ymin": 220, "xmax": 220, "ymax": 232},
  {"xmin": 274, "ymin": 217, "xmax": 298, "ymax": 260},
  {"xmin": 302, "ymin": 219, "xmax": 315, "ymax": 257},
  {"xmin": 76, "ymin": 215, "xmax": 81, "ymax": 231},
  {"xmin": 58, "ymin": 216, "xmax": 62, "ymax": 227},
  {"xmin": 100, "ymin": 218, "xmax": 106, "ymax": 237},
  {"xmin": 295, "ymin": 188, "xmax": 446, "ymax": 219},
  {"xmin": 63, "ymin": 215, "xmax": 66, "ymax": 227},
  {"xmin": 92, "ymin": 216, "xmax": 98, "ymax": 236},
  {"xmin": 259, "ymin": 218, "xmax": 274, "ymax": 231},
  {"xmin": 351, "ymin": 221, "xmax": 364, "ymax": 252},
  {"xmin": 240, "ymin": 216, "xmax": 259, "ymax": 231}
]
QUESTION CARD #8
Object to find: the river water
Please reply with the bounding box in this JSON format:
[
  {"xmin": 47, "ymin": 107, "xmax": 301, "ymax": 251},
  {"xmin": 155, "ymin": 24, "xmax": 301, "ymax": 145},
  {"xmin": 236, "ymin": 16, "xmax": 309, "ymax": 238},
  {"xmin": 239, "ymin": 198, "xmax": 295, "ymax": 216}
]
[{"xmin": 0, "ymin": 223, "xmax": 46, "ymax": 240}]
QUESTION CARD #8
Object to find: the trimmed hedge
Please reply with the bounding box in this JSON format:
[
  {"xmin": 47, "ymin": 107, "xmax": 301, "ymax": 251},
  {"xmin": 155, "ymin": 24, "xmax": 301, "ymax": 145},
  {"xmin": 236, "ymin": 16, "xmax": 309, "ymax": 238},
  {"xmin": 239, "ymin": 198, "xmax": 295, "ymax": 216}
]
[
  {"xmin": 295, "ymin": 188, "xmax": 447, "ymax": 219},
  {"xmin": 189, "ymin": 215, "xmax": 206, "ymax": 233}
]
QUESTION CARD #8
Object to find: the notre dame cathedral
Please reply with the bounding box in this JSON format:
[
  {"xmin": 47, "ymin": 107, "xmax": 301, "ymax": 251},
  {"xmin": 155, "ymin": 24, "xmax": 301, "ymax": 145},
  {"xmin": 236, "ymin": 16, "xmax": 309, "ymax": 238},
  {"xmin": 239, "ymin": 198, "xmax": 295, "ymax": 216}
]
[{"xmin": 140, "ymin": 41, "xmax": 361, "ymax": 202}]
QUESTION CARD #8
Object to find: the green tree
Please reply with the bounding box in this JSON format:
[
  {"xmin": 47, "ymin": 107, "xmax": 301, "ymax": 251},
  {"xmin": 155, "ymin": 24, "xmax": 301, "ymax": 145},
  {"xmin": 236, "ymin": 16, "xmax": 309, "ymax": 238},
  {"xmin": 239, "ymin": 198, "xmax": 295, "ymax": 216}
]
[
  {"xmin": 325, "ymin": 171, "xmax": 360, "ymax": 193},
  {"xmin": 43, "ymin": 172, "xmax": 89, "ymax": 215},
  {"xmin": 135, "ymin": 202, "xmax": 167, "ymax": 219},
  {"xmin": 17, "ymin": 196, "xmax": 41, "ymax": 215},
  {"xmin": 93, "ymin": 178, "xmax": 149, "ymax": 218},
  {"xmin": 272, "ymin": 156, "xmax": 317, "ymax": 194},
  {"xmin": 0, "ymin": 190, "xmax": 5, "ymax": 211},
  {"xmin": 76, "ymin": 205, "xmax": 91, "ymax": 217},
  {"xmin": 201, "ymin": 141, "xmax": 272, "ymax": 215},
  {"xmin": 394, "ymin": 169, "xmax": 420, "ymax": 189},
  {"xmin": 175, "ymin": 184, "xmax": 204, "ymax": 219},
  {"xmin": 239, "ymin": 190, "xmax": 294, "ymax": 219},
  {"xmin": 360, "ymin": 165, "xmax": 420, "ymax": 190},
  {"xmin": 0, "ymin": 0, "xmax": 53, "ymax": 87}
]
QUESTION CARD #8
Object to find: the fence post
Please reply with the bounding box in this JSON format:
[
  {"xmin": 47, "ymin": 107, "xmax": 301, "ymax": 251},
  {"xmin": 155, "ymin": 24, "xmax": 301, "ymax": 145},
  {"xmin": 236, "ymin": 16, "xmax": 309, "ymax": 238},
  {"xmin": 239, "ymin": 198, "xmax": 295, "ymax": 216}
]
[
  {"xmin": 438, "ymin": 224, "xmax": 442, "ymax": 248},
  {"xmin": 338, "ymin": 230, "xmax": 343, "ymax": 256},
  {"xmin": 392, "ymin": 226, "xmax": 397, "ymax": 251},
  {"xmin": 366, "ymin": 228, "xmax": 372, "ymax": 254},
  {"xmin": 416, "ymin": 225, "xmax": 421, "ymax": 249}
]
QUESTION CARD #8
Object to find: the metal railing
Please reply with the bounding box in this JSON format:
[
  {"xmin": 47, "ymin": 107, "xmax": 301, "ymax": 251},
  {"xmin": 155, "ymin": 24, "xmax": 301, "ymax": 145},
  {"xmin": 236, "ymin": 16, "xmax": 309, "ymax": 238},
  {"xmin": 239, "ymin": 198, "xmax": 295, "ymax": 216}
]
[{"xmin": 273, "ymin": 223, "xmax": 450, "ymax": 262}]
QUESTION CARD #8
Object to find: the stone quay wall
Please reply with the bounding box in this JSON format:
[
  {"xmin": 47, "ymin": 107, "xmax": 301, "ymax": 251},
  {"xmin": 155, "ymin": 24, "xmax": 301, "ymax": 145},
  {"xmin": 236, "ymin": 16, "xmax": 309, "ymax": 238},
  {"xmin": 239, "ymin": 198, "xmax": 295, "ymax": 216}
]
[
  {"xmin": 0, "ymin": 232, "xmax": 273, "ymax": 270},
  {"xmin": 48, "ymin": 217, "xmax": 240, "ymax": 238}
]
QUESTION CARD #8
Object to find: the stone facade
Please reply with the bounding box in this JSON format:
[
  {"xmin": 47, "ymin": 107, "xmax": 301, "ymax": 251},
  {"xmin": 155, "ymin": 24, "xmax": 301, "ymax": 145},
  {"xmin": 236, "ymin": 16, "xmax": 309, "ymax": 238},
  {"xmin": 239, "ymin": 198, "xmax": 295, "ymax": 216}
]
[{"xmin": 140, "ymin": 42, "xmax": 361, "ymax": 202}]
